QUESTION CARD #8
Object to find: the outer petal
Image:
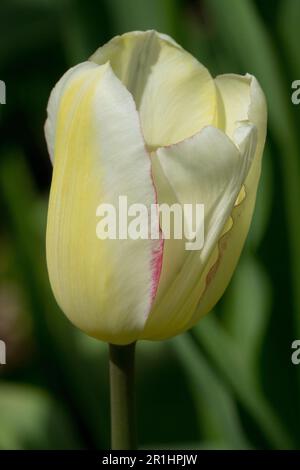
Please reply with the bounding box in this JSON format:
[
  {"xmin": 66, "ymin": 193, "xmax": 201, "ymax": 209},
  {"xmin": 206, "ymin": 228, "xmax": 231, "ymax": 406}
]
[
  {"xmin": 142, "ymin": 124, "xmax": 257, "ymax": 340},
  {"xmin": 46, "ymin": 62, "xmax": 162, "ymax": 345},
  {"xmin": 45, "ymin": 62, "xmax": 99, "ymax": 163},
  {"xmin": 187, "ymin": 74, "xmax": 267, "ymax": 328},
  {"xmin": 90, "ymin": 30, "xmax": 216, "ymax": 150}
]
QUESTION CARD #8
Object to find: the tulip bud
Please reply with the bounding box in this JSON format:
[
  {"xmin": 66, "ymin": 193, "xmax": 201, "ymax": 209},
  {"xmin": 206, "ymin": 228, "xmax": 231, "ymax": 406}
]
[{"xmin": 45, "ymin": 30, "xmax": 267, "ymax": 344}]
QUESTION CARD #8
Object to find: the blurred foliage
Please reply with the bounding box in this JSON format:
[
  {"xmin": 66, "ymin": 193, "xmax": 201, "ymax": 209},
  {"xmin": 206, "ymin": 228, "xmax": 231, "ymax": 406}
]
[{"xmin": 0, "ymin": 0, "xmax": 299, "ymax": 449}]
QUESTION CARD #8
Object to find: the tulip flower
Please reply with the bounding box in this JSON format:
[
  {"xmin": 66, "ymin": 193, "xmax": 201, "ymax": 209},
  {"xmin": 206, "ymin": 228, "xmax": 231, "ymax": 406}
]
[{"xmin": 45, "ymin": 30, "xmax": 267, "ymax": 449}]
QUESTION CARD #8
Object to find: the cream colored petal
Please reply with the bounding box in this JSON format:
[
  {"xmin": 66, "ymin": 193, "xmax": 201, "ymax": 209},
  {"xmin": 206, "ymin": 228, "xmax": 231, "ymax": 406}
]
[
  {"xmin": 44, "ymin": 61, "xmax": 99, "ymax": 163},
  {"xmin": 90, "ymin": 30, "xmax": 216, "ymax": 150},
  {"xmin": 142, "ymin": 124, "xmax": 256, "ymax": 340},
  {"xmin": 186, "ymin": 74, "xmax": 267, "ymax": 329},
  {"xmin": 215, "ymin": 73, "xmax": 266, "ymax": 156},
  {"xmin": 46, "ymin": 63, "xmax": 162, "ymax": 345}
]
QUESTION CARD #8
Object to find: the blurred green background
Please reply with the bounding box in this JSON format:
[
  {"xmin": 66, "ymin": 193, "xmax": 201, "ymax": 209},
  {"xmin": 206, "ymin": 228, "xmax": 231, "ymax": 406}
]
[{"xmin": 1, "ymin": 0, "xmax": 300, "ymax": 450}]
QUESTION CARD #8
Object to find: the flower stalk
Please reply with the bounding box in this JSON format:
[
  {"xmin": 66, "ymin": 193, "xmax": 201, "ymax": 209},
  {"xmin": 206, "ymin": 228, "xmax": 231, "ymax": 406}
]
[{"xmin": 109, "ymin": 342, "xmax": 137, "ymax": 450}]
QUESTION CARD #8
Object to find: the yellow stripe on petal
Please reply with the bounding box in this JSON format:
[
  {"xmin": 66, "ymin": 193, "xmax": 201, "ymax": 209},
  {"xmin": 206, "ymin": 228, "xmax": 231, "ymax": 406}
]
[
  {"xmin": 46, "ymin": 63, "xmax": 162, "ymax": 345},
  {"xmin": 45, "ymin": 62, "xmax": 99, "ymax": 163},
  {"xmin": 90, "ymin": 30, "xmax": 216, "ymax": 150}
]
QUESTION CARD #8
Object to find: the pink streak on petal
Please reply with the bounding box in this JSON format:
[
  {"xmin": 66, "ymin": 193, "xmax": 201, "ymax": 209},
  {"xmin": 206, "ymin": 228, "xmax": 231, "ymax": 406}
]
[
  {"xmin": 134, "ymin": 107, "xmax": 164, "ymax": 315},
  {"xmin": 150, "ymin": 234, "xmax": 164, "ymax": 304}
]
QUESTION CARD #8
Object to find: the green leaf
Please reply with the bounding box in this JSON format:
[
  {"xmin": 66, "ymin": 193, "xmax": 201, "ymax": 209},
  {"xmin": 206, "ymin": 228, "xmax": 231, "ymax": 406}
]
[
  {"xmin": 173, "ymin": 334, "xmax": 250, "ymax": 449},
  {"xmin": 278, "ymin": 0, "xmax": 300, "ymax": 78},
  {"xmin": 193, "ymin": 314, "xmax": 293, "ymax": 449},
  {"xmin": 222, "ymin": 255, "xmax": 271, "ymax": 372},
  {"xmin": 0, "ymin": 383, "xmax": 80, "ymax": 449}
]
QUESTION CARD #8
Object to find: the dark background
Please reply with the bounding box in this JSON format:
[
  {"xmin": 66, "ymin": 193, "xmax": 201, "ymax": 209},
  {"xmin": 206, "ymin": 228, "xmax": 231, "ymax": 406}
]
[{"xmin": 0, "ymin": 0, "xmax": 300, "ymax": 449}]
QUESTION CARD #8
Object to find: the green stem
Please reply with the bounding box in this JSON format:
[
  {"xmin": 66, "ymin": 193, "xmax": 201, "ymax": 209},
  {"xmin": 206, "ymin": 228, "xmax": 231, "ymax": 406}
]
[{"xmin": 109, "ymin": 342, "xmax": 137, "ymax": 450}]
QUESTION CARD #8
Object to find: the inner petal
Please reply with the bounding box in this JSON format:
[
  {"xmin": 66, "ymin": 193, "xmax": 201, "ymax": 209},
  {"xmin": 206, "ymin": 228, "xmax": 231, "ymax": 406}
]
[{"xmin": 90, "ymin": 30, "xmax": 216, "ymax": 150}]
